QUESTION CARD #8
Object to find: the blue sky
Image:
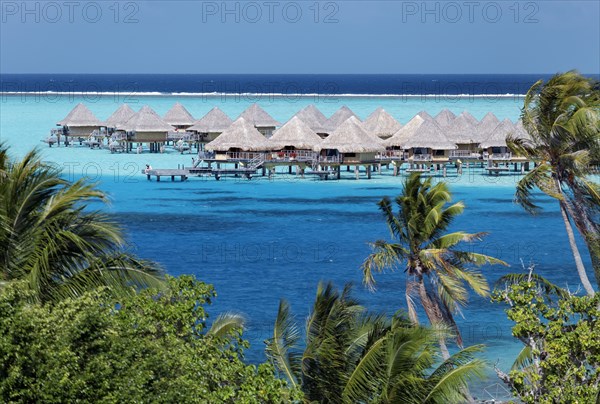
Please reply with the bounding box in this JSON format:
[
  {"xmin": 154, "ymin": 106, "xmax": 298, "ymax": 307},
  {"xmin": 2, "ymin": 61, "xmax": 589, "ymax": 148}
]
[{"xmin": 0, "ymin": 1, "xmax": 598, "ymax": 74}]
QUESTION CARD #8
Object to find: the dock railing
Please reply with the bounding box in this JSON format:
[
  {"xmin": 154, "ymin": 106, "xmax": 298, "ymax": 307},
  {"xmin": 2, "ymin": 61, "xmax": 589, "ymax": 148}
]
[
  {"xmin": 412, "ymin": 154, "xmax": 432, "ymax": 161},
  {"xmin": 319, "ymin": 155, "xmax": 341, "ymax": 164},
  {"xmin": 226, "ymin": 151, "xmax": 266, "ymax": 161},
  {"xmin": 491, "ymin": 152, "xmax": 512, "ymax": 160},
  {"xmin": 450, "ymin": 150, "xmax": 481, "ymax": 159},
  {"xmin": 271, "ymin": 150, "xmax": 318, "ymax": 162},
  {"xmin": 379, "ymin": 150, "xmax": 407, "ymax": 160}
]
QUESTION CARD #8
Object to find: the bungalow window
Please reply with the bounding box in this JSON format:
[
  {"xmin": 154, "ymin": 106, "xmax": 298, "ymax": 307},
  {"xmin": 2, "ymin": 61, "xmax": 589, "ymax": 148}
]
[
  {"xmin": 344, "ymin": 153, "xmax": 356, "ymax": 157},
  {"xmin": 434, "ymin": 150, "xmax": 445, "ymax": 156}
]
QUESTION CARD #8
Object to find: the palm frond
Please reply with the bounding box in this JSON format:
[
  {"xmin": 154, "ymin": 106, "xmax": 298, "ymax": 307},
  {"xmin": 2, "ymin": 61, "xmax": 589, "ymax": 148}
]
[
  {"xmin": 207, "ymin": 312, "xmax": 246, "ymax": 338},
  {"xmin": 362, "ymin": 241, "xmax": 408, "ymax": 290},
  {"xmin": 495, "ymin": 273, "xmax": 569, "ymax": 298},
  {"xmin": 511, "ymin": 346, "xmax": 533, "ymax": 370},
  {"xmin": 265, "ymin": 299, "xmax": 301, "ymax": 388}
]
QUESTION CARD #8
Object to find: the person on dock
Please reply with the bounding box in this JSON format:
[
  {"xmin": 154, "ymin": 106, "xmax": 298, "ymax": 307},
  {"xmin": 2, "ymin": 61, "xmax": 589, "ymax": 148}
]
[{"xmin": 145, "ymin": 164, "xmax": 152, "ymax": 174}]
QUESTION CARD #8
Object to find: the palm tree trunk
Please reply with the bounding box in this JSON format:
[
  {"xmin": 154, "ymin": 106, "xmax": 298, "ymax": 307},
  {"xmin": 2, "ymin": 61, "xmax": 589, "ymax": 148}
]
[
  {"xmin": 559, "ymin": 200, "xmax": 595, "ymax": 295},
  {"xmin": 563, "ymin": 194, "xmax": 600, "ymax": 289}
]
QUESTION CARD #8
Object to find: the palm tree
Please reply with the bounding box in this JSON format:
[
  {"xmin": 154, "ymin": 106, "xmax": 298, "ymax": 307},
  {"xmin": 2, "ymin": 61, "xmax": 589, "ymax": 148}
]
[
  {"xmin": 0, "ymin": 145, "xmax": 164, "ymax": 302},
  {"xmin": 507, "ymin": 71, "xmax": 600, "ymax": 295},
  {"xmin": 361, "ymin": 173, "xmax": 506, "ymax": 358},
  {"xmin": 265, "ymin": 281, "xmax": 485, "ymax": 403}
]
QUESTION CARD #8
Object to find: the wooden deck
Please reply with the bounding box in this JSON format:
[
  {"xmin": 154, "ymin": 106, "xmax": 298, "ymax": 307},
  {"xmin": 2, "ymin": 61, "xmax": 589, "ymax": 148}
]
[
  {"xmin": 485, "ymin": 167, "xmax": 511, "ymax": 175},
  {"xmin": 145, "ymin": 166, "xmax": 259, "ymax": 181}
]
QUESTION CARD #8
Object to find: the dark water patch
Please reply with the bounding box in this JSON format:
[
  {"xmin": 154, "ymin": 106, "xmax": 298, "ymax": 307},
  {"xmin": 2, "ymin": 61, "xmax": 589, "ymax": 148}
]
[
  {"xmin": 355, "ymin": 186, "xmax": 401, "ymax": 191},
  {"xmin": 145, "ymin": 195, "xmax": 384, "ymax": 206},
  {"xmin": 154, "ymin": 187, "xmax": 236, "ymax": 196},
  {"xmin": 475, "ymin": 210, "xmax": 558, "ymax": 219},
  {"xmin": 191, "ymin": 190, "xmax": 237, "ymax": 195},
  {"xmin": 155, "ymin": 187, "xmax": 194, "ymax": 192},
  {"xmin": 111, "ymin": 212, "xmax": 259, "ymax": 232},
  {"xmin": 476, "ymin": 198, "xmax": 515, "ymax": 204},
  {"xmin": 144, "ymin": 196, "xmax": 255, "ymax": 204},
  {"xmin": 211, "ymin": 208, "xmax": 381, "ymax": 220}
]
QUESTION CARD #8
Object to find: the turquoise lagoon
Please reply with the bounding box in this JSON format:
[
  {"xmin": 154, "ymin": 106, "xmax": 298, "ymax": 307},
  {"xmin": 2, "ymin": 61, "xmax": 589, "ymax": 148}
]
[{"xmin": 0, "ymin": 94, "xmax": 593, "ymax": 397}]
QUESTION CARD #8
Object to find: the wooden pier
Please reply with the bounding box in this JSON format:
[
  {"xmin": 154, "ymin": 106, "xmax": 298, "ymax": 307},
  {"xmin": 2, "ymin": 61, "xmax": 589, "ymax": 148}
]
[{"xmin": 144, "ymin": 169, "xmax": 189, "ymax": 182}]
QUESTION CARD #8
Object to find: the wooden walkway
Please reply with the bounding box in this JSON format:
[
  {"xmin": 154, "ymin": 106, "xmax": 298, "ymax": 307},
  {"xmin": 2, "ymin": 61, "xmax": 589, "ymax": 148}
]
[{"xmin": 145, "ymin": 166, "xmax": 259, "ymax": 181}]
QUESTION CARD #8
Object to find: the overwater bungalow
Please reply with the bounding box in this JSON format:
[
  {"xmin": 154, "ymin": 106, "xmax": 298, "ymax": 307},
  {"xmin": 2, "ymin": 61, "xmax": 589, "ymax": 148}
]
[
  {"xmin": 268, "ymin": 116, "xmax": 321, "ymax": 161},
  {"xmin": 238, "ymin": 104, "xmax": 280, "ymax": 138},
  {"xmin": 401, "ymin": 119, "xmax": 457, "ymax": 163},
  {"xmin": 104, "ymin": 104, "xmax": 137, "ymax": 152},
  {"xmin": 163, "ymin": 102, "xmax": 196, "ymax": 130},
  {"xmin": 479, "ymin": 119, "xmax": 516, "ymax": 160},
  {"xmin": 187, "ymin": 107, "xmax": 233, "ymax": 146},
  {"xmin": 434, "ymin": 109, "xmax": 456, "ymax": 128},
  {"xmin": 314, "ymin": 116, "xmax": 385, "ymax": 165},
  {"xmin": 474, "ymin": 112, "xmax": 501, "ymax": 151},
  {"xmin": 362, "ymin": 107, "xmax": 402, "ymax": 139},
  {"xmin": 105, "ymin": 104, "xmax": 136, "ymax": 131},
  {"xmin": 384, "ymin": 115, "xmax": 425, "ymax": 160},
  {"xmin": 293, "ymin": 104, "xmax": 328, "ymax": 135},
  {"xmin": 56, "ymin": 103, "xmax": 104, "ymax": 145},
  {"xmin": 322, "ymin": 106, "xmax": 359, "ymax": 136},
  {"xmin": 119, "ymin": 105, "xmax": 174, "ymax": 153},
  {"xmin": 445, "ymin": 112, "xmax": 480, "ymax": 159},
  {"xmin": 204, "ymin": 117, "xmax": 271, "ymax": 161}
]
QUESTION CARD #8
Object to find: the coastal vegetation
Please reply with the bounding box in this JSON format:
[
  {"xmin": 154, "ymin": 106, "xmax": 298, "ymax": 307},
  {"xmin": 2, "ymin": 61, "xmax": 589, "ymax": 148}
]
[
  {"xmin": 492, "ymin": 272, "xmax": 600, "ymax": 403},
  {"xmin": 266, "ymin": 282, "xmax": 485, "ymax": 403},
  {"xmin": 0, "ymin": 276, "xmax": 295, "ymax": 402},
  {"xmin": 0, "ymin": 145, "xmax": 164, "ymax": 303}
]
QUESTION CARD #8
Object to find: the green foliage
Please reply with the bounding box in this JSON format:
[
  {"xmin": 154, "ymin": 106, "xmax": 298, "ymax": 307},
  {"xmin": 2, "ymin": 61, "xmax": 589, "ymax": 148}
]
[
  {"xmin": 266, "ymin": 281, "xmax": 485, "ymax": 403},
  {"xmin": 362, "ymin": 173, "xmax": 506, "ymax": 346},
  {"xmin": 508, "ymin": 71, "xmax": 600, "ymax": 288},
  {"xmin": 0, "ymin": 145, "xmax": 164, "ymax": 303},
  {"xmin": 492, "ymin": 274, "xmax": 600, "ymax": 403},
  {"xmin": 0, "ymin": 276, "xmax": 297, "ymax": 403}
]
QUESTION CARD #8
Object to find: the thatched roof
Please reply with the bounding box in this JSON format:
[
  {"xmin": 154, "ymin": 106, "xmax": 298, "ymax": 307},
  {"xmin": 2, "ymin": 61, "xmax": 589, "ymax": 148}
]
[
  {"xmin": 163, "ymin": 102, "xmax": 195, "ymax": 126},
  {"xmin": 315, "ymin": 116, "xmax": 384, "ymax": 153},
  {"xmin": 476, "ymin": 112, "xmax": 501, "ymax": 141},
  {"xmin": 445, "ymin": 113, "xmax": 478, "ymax": 144},
  {"xmin": 269, "ymin": 116, "xmax": 322, "ymax": 150},
  {"xmin": 385, "ymin": 115, "xmax": 425, "ymax": 147},
  {"xmin": 119, "ymin": 105, "xmax": 174, "ymax": 132},
  {"xmin": 402, "ymin": 119, "xmax": 457, "ymax": 150},
  {"xmin": 480, "ymin": 119, "xmax": 515, "ymax": 148},
  {"xmin": 459, "ymin": 111, "xmax": 479, "ymax": 126},
  {"xmin": 323, "ymin": 106, "xmax": 359, "ymax": 133},
  {"xmin": 417, "ymin": 111, "xmax": 434, "ymax": 121},
  {"xmin": 57, "ymin": 103, "xmax": 103, "ymax": 127},
  {"xmin": 239, "ymin": 104, "xmax": 280, "ymax": 127},
  {"xmin": 205, "ymin": 117, "xmax": 271, "ymax": 152},
  {"xmin": 362, "ymin": 107, "xmax": 402, "ymax": 139},
  {"xmin": 188, "ymin": 107, "xmax": 232, "ymax": 133},
  {"xmin": 294, "ymin": 104, "xmax": 328, "ymax": 133},
  {"xmin": 104, "ymin": 104, "xmax": 136, "ymax": 129},
  {"xmin": 514, "ymin": 120, "xmax": 532, "ymax": 141},
  {"xmin": 434, "ymin": 109, "xmax": 456, "ymax": 128}
]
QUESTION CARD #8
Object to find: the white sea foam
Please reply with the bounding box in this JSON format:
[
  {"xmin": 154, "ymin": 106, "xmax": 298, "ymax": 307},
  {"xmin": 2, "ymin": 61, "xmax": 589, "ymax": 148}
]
[{"xmin": 0, "ymin": 91, "xmax": 526, "ymax": 98}]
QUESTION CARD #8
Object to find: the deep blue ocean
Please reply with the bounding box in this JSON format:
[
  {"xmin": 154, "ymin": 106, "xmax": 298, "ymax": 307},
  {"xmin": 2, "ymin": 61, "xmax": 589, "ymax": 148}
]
[
  {"xmin": 0, "ymin": 73, "xmax": 575, "ymax": 96},
  {"xmin": 1, "ymin": 73, "xmax": 597, "ymax": 400}
]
